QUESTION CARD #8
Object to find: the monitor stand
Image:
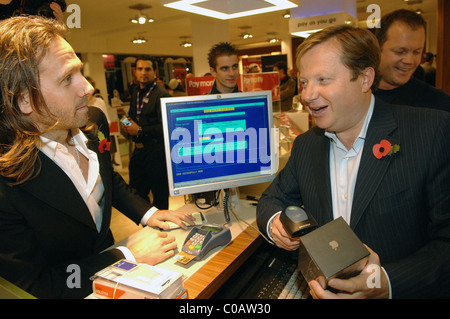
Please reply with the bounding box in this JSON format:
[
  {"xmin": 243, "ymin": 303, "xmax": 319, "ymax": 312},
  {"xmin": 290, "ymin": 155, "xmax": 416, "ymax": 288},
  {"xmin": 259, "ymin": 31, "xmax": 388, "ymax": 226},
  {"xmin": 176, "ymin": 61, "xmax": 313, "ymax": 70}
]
[{"xmin": 190, "ymin": 188, "xmax": 240, "ymax": 225}]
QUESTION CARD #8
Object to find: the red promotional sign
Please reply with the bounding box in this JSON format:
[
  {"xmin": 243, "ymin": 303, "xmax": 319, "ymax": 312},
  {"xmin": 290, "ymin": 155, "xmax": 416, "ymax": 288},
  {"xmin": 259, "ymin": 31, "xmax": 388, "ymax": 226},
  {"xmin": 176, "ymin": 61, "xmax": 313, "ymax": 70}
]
[
  {"xmin": 242, "ymin": 72, "xmax": 280, "ymax": 101},
  {"xmin": 186, "ymin": 76, "xmax": 216, "ymax": 96},
  {"xmin": 186, "ymin": 76, "xmax": 243, "ymax": 96}
]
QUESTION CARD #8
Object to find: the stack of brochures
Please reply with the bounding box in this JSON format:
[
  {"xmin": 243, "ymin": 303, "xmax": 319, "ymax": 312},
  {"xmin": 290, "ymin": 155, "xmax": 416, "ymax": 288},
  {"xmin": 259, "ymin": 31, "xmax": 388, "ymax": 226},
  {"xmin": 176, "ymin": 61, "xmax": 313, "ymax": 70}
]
[{"xmin": 91, "ymin": 259, "xmax": 187, "ymax": 299}]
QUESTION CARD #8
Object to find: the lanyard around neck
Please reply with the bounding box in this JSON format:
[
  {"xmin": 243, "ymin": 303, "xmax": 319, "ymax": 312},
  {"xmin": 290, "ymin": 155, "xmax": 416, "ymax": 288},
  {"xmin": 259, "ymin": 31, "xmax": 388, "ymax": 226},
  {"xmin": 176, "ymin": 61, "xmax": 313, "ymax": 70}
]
[{"xmin": 137, "ymin": 81, "xmax": 156, "ymax": 116}]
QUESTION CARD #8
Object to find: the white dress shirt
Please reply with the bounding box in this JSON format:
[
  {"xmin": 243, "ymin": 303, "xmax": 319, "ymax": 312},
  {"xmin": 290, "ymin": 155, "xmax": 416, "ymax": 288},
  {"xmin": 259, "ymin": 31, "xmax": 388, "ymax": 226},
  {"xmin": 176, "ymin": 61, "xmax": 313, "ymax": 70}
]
[
  {"xmin": 39, "ymin": 129, "xmax": 158, "ymax": 261},
  {"xmin": 39, "ymin": 129, "xmax": 104, "ymax": 232},
  {"xmin": 266, "ymin": 95, "xmax": 391, "ymax": 297},
  {"xmin": 325, "ymin": 95, "xmax": 375, "ymax": 224}
]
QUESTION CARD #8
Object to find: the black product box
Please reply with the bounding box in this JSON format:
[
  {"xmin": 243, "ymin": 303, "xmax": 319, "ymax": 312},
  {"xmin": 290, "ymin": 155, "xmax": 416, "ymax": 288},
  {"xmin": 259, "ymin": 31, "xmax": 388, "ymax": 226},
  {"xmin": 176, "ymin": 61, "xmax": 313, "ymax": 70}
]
[{"xmin": 298, "ymin": 217, "xmax": 370, "ymax": 285}]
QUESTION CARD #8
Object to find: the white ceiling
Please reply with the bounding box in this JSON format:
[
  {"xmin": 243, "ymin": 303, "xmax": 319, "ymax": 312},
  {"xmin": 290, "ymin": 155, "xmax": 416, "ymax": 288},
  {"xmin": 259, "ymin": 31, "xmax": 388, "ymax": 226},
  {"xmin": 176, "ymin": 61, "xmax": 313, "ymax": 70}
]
[{"xmin": 65, "ymin": 0, "xmax": 438, "ymax": 56}]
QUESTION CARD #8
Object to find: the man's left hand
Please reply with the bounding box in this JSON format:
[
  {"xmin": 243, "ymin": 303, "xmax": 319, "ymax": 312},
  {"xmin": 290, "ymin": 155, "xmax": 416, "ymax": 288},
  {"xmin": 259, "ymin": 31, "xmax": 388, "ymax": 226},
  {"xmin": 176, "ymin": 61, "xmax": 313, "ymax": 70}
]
[{"xmin": 309, "ymin": 245, "xmax": 390, "ymax": 299}]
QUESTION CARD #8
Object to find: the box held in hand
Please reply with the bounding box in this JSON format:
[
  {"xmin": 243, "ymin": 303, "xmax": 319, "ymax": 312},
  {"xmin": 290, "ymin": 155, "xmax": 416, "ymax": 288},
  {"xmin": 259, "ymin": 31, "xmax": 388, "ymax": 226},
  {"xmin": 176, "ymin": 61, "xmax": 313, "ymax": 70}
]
[{"xmin": 298, "ymin": 217, "xmax": 370, "ymax": 285}]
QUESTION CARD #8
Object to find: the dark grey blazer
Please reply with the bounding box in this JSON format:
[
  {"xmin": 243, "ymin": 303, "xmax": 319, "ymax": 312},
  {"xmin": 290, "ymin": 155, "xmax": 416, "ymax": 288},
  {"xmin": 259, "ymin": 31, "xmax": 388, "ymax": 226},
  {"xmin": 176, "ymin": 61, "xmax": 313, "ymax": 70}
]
[
  {"xmin": 257, "ymin": 98, "xmax": 450, "ymax": 298},
  {"xmin": 0, "ymin": 111, "xmax": 152, "ymax": 298}
]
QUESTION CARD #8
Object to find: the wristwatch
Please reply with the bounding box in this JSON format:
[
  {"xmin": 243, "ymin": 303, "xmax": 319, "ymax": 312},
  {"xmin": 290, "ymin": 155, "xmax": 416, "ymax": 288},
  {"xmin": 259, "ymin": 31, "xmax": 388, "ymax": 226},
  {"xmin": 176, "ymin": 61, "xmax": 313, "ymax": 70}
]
[{"xmin": 137, "ymin": 127, "xmax": 143, "ymax": 136}]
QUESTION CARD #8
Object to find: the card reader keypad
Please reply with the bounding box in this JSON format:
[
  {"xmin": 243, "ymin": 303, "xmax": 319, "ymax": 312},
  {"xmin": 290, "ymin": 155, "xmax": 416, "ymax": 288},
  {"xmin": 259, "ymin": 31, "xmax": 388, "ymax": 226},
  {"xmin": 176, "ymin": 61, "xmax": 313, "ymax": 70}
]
[{"xmin": 185, "ymin": 232, "xmax": 206, "ymax": 254}]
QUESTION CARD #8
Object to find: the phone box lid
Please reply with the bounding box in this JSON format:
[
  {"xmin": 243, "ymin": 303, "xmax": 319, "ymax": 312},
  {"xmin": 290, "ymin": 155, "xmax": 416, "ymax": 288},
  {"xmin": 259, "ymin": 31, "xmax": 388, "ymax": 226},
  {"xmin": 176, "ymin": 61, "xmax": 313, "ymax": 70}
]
[{"xmin": 298, "ymin": 217, "xmax": 370, "ymax": 283}]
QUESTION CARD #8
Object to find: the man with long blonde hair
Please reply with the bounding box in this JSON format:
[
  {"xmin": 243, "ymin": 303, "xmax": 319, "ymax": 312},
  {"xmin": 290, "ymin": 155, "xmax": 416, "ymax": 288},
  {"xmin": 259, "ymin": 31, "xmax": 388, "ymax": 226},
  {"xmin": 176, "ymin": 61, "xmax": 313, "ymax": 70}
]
[{"xmin": 0, "ymin": 16, "xmax": 194, "ymax": 298}]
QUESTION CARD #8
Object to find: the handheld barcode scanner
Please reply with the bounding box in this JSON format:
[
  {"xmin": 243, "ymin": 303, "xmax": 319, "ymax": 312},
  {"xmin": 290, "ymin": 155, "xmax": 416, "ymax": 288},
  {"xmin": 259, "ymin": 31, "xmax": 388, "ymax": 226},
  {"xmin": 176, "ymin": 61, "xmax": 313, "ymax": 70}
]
[{"xmin": 280, "ymin": 206, "xmax": 318, "ymax": 237}]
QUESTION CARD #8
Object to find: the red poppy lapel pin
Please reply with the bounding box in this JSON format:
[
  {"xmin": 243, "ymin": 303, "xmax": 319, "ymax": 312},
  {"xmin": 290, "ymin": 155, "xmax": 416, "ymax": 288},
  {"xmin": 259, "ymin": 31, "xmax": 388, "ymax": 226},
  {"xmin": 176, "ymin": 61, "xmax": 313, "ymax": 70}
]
[
  {"xmin": 98, "ymin": 130, "xmax": 111, "ymax": 154},
  {"xmin": 372, "ymin": 139, "xmax": 400, "ymax": 159}
]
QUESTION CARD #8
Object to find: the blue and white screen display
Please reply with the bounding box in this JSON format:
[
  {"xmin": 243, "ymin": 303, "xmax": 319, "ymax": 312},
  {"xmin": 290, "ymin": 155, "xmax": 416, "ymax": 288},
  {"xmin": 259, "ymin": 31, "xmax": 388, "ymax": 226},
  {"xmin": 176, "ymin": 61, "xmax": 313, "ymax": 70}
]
[{"xmin": 161, "ymin": 91, "xmax": 276, "ymax": 195}]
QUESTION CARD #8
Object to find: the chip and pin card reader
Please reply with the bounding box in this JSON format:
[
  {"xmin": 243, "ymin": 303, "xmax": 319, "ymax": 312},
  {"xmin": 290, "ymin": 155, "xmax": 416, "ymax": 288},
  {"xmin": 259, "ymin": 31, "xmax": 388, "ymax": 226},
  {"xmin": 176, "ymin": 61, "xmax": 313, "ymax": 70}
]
[{"xmin": 181, "ymin": 224, "xmax": 232, "ymax": 261}]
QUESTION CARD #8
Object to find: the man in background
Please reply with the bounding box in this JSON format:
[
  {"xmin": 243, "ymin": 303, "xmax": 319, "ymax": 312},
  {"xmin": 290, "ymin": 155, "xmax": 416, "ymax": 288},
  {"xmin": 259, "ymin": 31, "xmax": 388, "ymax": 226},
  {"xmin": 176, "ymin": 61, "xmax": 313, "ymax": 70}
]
[
  {"xmin": 190, "ymin": 42, "xmax": 242, "ymax": 209},
  {"xmin": 373, "ymin": 9, "xmax": 450, "ymax": 112},
  {"xmin": 207, "ymin": 42, "xmax": 240, "ymax": 94},
  {"xmin": 273, "ymin": 61, "xmax": 296, "ymax": 111},
  {"xmin": 121, "ymin": 56, "xmax": 172, "ymax": 209},
  {"xmin": 0, "ymin": 0, "xmax": 65, "ymax": 21}
]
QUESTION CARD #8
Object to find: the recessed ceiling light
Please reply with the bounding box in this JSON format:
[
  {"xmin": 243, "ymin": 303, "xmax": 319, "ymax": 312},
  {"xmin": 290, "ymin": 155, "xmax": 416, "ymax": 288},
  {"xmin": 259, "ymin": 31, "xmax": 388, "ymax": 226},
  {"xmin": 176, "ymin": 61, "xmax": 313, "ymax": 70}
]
[{"xmin": 161, "ymin": 0, "xmax": 298, "ymax": 20}]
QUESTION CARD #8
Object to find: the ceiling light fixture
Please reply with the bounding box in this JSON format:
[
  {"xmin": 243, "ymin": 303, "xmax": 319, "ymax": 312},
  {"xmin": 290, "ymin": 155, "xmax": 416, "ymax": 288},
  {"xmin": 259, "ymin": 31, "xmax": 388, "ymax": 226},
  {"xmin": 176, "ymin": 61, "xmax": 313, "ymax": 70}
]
[
  {"xmin": 179, "ymin": 36, "xmax": 192, "ymax": 47},
  {"xmin": 130, "ymin": 11, "xmax": 155, "ymax": 24},
  {"xmin": 180, "ymin": 41, "xmax": 192, "ymax": 47},
  {"xmin": 267, "ymin": 32, "xmax": 280, "ymax": 43},
  {"xmin": 132, "ymin": 37, "xmax": 147, "ymax": 44},
  {"xmin": 239, "ymin": 26, "xmax": 254, "ymax": 40},
  {"xmin": 161, "ymin": 0, "xmax": 298, "ymax": 20},
  {"xmin": 129, "ymin": 4, "xmax": 154, "ymax": 24},
  {"xmin": 241, "ymin": 32, "xmax": 253, "ymax": 39},
  {"xmin": 132, "ymin": 32, "xmax": 147, "ymax": 44}
]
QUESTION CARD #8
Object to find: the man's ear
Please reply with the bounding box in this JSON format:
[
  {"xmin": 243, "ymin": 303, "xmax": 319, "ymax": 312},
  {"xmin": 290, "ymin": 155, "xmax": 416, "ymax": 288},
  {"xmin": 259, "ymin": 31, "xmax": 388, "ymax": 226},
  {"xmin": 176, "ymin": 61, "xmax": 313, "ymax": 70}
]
[
  {"xmin": 209, "ymin": 66, "xmax": 217, "ymax": 77},
  {"xmin": 17, "ymin": 92, "xmax": 33, "ymax": 115},
  {"xmin": 361, "ymin": 67, "xmax": 375, "ymax": 93}
]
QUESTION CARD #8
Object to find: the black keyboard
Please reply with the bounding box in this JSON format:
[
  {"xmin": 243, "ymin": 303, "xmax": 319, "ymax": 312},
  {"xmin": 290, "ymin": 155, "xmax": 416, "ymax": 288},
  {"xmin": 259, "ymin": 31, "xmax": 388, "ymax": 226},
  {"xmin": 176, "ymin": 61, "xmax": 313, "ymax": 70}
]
[
  {"xmin": 212, "ymin": 242, "xmax": 309, "ymax": 299},
  {"xmin": 257, "ymin": 257, "xmax": 296, "ymax": 298},
  {"xmin": 277, "ymin": 268, "xmax": 309, "ymax": 299},
  {"xmin": 243, "ymin": 257, "xmax": 309, "ymax": 299}
]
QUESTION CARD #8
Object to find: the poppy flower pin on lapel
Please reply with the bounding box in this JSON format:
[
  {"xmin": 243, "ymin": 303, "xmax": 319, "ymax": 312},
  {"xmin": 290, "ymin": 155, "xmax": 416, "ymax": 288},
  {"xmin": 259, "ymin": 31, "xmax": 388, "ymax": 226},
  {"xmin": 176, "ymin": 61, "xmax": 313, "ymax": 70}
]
[
  {"xmin": 372, "ymin": 139, "xmax": 400, "ymax": 159},
  {"xmin": 98, "ymin": 130, "xmax": 111, "ymax": 154}
]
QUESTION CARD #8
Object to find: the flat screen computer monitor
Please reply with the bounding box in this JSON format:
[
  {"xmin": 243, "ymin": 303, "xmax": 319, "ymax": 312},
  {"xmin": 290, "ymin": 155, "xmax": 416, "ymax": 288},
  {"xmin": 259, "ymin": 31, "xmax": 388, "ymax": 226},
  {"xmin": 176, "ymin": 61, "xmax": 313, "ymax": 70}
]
[{"xmin": 161, "ymin": 90, "xmax": 277, "ymax": 199}]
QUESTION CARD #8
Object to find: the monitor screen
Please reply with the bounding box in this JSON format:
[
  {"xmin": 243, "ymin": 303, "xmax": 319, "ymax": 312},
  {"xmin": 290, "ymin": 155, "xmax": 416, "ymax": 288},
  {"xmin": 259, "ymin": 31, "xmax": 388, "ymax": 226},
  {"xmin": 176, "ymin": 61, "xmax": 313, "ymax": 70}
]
[{"xmin": 161, "ymin": 91, "xmax": 277, "ymax": 196}]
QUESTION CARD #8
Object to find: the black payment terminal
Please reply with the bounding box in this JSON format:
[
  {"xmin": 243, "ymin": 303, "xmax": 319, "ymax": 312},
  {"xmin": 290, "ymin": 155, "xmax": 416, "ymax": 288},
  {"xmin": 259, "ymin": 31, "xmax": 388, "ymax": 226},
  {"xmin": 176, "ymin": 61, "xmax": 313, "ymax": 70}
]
[{"xmin": 182, "ymin": 224, "xmax": 232, "ymax": 261}]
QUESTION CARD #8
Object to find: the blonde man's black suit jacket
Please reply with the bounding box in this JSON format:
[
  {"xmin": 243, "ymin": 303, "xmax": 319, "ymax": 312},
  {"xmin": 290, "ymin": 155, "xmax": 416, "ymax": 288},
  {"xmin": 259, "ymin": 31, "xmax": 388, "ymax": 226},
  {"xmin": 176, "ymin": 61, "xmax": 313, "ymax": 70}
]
[
  {"xmin": 0, "ymin": 109, "xmax": 152, "ymax": 298},
  {"xmin": 257, "ymin": 98, "xmax": 450, "ymax": 298}
]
